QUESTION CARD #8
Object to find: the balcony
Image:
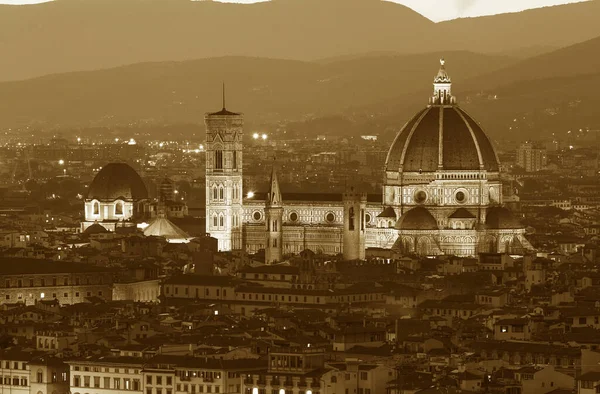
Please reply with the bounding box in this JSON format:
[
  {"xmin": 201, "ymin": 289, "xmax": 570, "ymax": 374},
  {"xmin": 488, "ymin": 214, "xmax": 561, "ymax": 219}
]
[
  {"xmin": 244, "ymin": 378, "xmax": 254, "ymax": 385},
  {"xmin": 270, "ymin": 379, "xmax": 281, "ymax": 387}
]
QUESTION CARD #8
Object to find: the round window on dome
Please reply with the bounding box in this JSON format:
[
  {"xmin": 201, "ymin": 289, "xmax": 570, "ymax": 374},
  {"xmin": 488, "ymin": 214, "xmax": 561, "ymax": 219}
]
[
  {"xmin": 253, "ymin": 211, "xmax": 262, "ymax": 221},
  {"xmin": 455, "ymin": 191, "xmax": 467, "ymax": 203},
  {"xmin": 325, "ymin": 212, "xmax": 335, "ymax": 223},
  {"xmin": 414, "ymin": 190, "xmax": 427, "ymax": 204},
  {"xmin": 290, "ymin": 212, "xmax": 298, "ymax": 222}
]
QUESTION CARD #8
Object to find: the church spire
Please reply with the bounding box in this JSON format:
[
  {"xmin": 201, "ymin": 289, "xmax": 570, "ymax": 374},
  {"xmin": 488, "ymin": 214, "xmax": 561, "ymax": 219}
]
[
  {"xmin": 222, "ymin": 82, "xmax": 226, "ymax": 110},
  {"xmin": 430, "ymin": 58, "xmax": 456, "ymax": 106},
  {"xmin": 267, "ymin": 164, "xmax": 282, "ymax": 207}
]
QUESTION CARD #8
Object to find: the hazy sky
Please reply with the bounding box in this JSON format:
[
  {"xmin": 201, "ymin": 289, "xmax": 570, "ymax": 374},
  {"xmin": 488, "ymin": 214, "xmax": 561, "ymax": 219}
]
[{"xmin": 0, "ymin": 0, "xmax": 589, "ymax": 22}]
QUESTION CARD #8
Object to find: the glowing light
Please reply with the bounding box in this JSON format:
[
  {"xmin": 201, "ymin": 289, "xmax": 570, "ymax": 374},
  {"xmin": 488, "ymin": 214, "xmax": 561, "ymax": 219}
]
[
  {"xmin": 77, "ymin": 137, "xmax": 81, "ymax": 142},
  {"xmin": 252, "ymin": 388, "xmax": 259, "ymax": 394},
  {"xmin": 159, "ymin": 142, "xmax": 164, "ymax": 148},
  {"xmin": 252, "ymin": 133, "xmax": 259, "ymax": 140},
  {"xmin": 247, "ymin": 191, "xmax": 255, "ymax": 198},
  {"xmin": 40, "ymin": 293, "xmax": 45, "ymax": 299},
  {"xmin": 115, "ymin": 138, "xmax": 120, "ymax": 142},
  {"xmin": 307, "ymin": 390, "xmax": 313, "ymax": 394},
  {"xmin": 214, "ymin": 310, "xmax": 219, "ymax": 316},
  {"xmin": 194, "ymin": 149, "xmax": 200, "ymax": 153},
  {"xmin": 58, "ymin": 159, "xmax": 64, "ymax": 165},
  {"xmin": 261, "ymin": 134, "xmax": 267, "ymax": 140},
  {"xmin": 280, "ymin": 390, "xmax": 285, "ymax": 394},
  {"xmin": 128, "ymin": 138, "xmax": 137, "ymax": 145}
]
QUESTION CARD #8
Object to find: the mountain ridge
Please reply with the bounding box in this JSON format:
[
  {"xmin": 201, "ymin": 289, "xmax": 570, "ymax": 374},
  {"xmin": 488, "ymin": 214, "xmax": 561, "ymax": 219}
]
[{"xmin": 1, "ymin": 0, "xmax": 600, "ymax": 81}]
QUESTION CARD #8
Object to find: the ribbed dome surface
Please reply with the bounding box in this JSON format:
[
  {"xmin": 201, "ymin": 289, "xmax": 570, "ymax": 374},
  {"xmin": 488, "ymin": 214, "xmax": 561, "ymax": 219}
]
[
  {"xmin": 486, "ymin": 207, "xmax": 523, "ymax": 229},
  {"xmin": 87, "ymin": 163, "xmax": 148, "ymax": 201},
  {"xmin": 396, "ymin": 207, "xmax": 438, "ymax": 230},
  {"xmin": 386, "ymin": 106, "xmax": 499, "ymax": 173}
]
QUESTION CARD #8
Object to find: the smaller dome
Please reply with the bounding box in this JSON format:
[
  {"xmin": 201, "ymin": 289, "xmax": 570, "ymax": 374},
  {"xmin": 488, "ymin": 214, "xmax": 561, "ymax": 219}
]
[
  {"xmin": 486, "ymin": 207, "xmax": 523, "ymax": 229},
  {"xmin": 83, "ymin": 223, "xmax": 109, "ymax": 235},
  {"xmin": 87, "ymin": 163, "xmax": 148, "ymax": 202},
  {"xmin": 396, "ymin": 207, "xmax": 438, "ymax": 230}
]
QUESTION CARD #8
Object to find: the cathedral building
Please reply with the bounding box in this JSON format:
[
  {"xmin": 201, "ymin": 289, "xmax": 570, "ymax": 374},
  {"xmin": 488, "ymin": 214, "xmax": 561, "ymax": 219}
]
[{"xmin": 206, "ymin": 60, "xmax": 533, "ymax": 260}]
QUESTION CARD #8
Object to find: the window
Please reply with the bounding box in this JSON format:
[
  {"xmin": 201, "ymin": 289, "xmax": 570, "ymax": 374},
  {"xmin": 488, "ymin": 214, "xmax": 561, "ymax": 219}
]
[
  {"xmin": 93, "ymin": 201, "xmax": 100, "ymax": 215},
  {"xmin": 94, "ymin": 376, "xmax": 100, "ymax": 388},
  {"xmin": 114, "ymin": 378, "xmax": 121, "ymax": 390},
  {"xmin": 104, "ymin": 377, "xmax": 111, "ymax": 388},
  {"xmin": 147, "ymin": 376, "xmax": 152, "ymax": 385},
  {"xmin": 115, "ymin": 201, "xmax": 123, "ymax": 215},
  {"xmin": 215, "ymin": 150, "xmax": 223, "ymax": 170},
  {"xmin": 73, "ymin": 375, "xmax": 80, "ymax": 387},
  {"xmin": 213, "ymin": 187, "xmax": 218, "ymax": 200},
  {"xmin": 219, "ymin": 215, "xmax": 224, "ymax": 228},
  {"xmin": 360, "ymin": 372, "xmax": 368, "ymax": 380},
  {"xmin": 219, "ymin": 187, "xmax": 224, "ymax": 200},
  {"xmin": 167, "ymin": 377, "xmax": 172, "ymax": 385},
  {"xmin": 500, "ymin": 326, "xmax": 508, "ymax": 333},
  {"xmin": 348, "ymin": 207, "xmax": 355, "ymax": 231},
  {"xmin": 331, "ymin": 376, "xmax": 337, "ymax": 383},
  {"xmin": 125, "ymin": 378, "xmax": 131, "ymax": 390},
  {"xmin": 233, "ymin": 150, "xmax": 237, "ymax": 170},
  {"xmin": 37, "ymin": 370, "xmax": 43, "ymax": 383},
  {"xmin": 157, "ymin": 376, "xmax": 163, "ymax": 385},
  {"xmin": 84, "ymin": 376, "xmax": 90, "ymax": 387},
  {"xmin": 579, "ymin": 317, "xmax": 587, "ymax": 325}
]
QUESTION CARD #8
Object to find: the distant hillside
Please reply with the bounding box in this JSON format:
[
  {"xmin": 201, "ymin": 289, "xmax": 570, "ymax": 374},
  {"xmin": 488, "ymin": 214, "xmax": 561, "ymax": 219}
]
[
  {"xmin": 1, "ymin": 0, "xmax": 600, "ymax": 81},
  {"xmin": 0, "ymin": 51, "xmax": 513, "ymax": 129},
  {"xmin": 462, "ymin": 35, "xmax": 600, "ymax": 90},
  {"xmin": 438, "ymin": 0, "xmax": 600, "ymax": 54}
]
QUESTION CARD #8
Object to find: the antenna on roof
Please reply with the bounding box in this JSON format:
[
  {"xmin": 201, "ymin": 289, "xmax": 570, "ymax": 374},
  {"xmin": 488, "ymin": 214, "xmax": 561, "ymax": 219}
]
[{"xmin": 222, "ymin": 82, "xmax": 226, "ymax": 110}]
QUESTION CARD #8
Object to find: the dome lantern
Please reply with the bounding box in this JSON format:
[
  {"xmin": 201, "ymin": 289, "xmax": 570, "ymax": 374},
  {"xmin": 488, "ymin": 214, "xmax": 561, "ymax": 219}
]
[{"xmin": 430, "ymin": 58, "xmax": 456, "ymax": 106}]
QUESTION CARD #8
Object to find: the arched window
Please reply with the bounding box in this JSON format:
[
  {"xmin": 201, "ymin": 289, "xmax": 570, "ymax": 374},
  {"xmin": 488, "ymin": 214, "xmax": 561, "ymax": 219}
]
[
  {"xmin": 233, "ymin": 150, "xmax": 237, "ymax": 170},
  {"xmin": 215, "ymin": 150, "xmax": 223, "ymax": 170},
  {"xmin": 219, "ymin": 214, "xmax": 224, "ymax": 228},
  {"xmin": 115, "ymin": 201, "xmax": 123, "ymax": 215},
  {"xmin": 213, "ymin": 214, "xmax": 218, "ymax": 228},
  {"xmin": 93, "ymin": 201, "xmax": 99, "ymax": 215},
  {"xmin": 213, "ymin": 186, "xmax": 218, "ymax": 201},
  {"xmin": 219, "ymin": 186, "xmax": 224, "ymax": 200}
]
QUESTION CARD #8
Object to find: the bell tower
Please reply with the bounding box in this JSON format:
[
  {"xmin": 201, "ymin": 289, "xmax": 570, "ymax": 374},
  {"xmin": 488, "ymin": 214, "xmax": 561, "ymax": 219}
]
[
  {"xmin": 343, "ymin": 186, "xmax": 367, "ymax": 261},
  {"xmin": 205, "ymin": 85, "xmax": 244, "ymax": 251},
  {"xmin": 264, "ymin": 166, "xmax": 283, "ymax": 264}
]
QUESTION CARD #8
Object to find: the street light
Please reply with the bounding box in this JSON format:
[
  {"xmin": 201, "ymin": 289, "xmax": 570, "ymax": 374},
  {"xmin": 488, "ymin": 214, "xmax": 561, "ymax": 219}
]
[
  {"xmin": 252, "ymin": 133, "xmax": 259, "ymax": 140},
  {"xmin": 261, "ymin": 133, "xmax": 268, "ymax": 140},
  {"xmin": 58, "ymin": 159, "xmax": 64, "ymax": 165}
]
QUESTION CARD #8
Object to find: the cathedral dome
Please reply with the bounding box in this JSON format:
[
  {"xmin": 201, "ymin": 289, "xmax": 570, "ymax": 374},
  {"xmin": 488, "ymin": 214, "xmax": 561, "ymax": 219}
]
[
  {"xmin": 486, "ymin": 207, "xmax": 523, "ymax": 229},
  {"xmin": 87, "ymin": 163, "xmax": 148, "ymax": 202},
  {"xmin": 396, "ymin": 207, "xmax": 438, "ymax": 230},
  {"xmin": 385, "ymin": 59, "xmax": 499, "ymax": 174}
]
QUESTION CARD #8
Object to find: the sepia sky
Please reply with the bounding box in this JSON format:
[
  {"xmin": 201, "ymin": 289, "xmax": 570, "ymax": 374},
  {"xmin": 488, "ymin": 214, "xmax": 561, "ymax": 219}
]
[{"xmin": 0, "ymin": 0, "xmax": 590, "ymax": 22}]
